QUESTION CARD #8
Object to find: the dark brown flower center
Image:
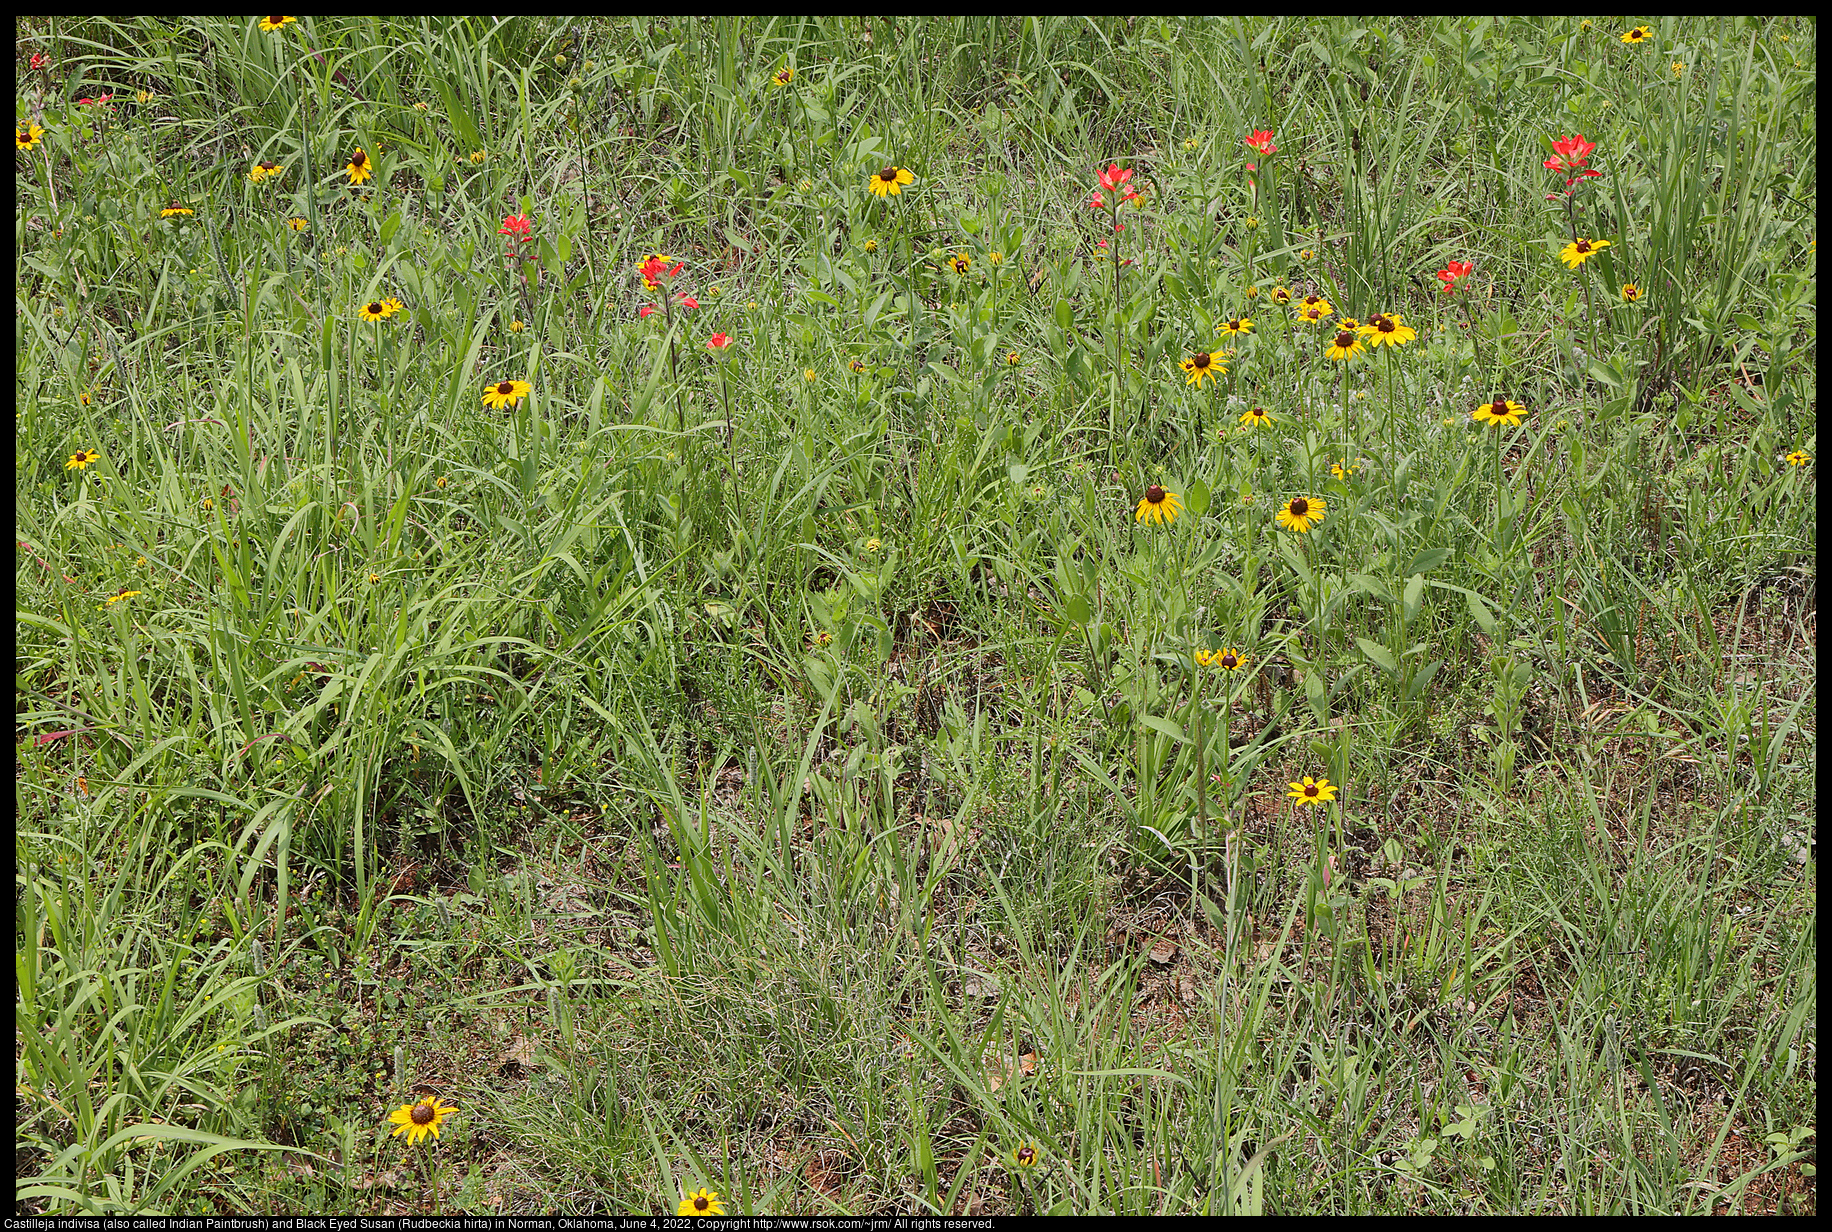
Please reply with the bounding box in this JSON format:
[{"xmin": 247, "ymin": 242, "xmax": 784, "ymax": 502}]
[
  {"xmin": 1220, "ymin": 652, "xmax": 1238, "ymax": 669},
  {"xmin": 270, "ymin": 16, "xmax": 286, "ymax": 25},
  {"xmin": 260, "ymin": 161, "xmax": 277, "ymax": 170},
  {"xmin": 497, "ymin": 382, "xmax": 515, "ymax": 395},
  {"xmin": 878, "ymin": 167, "xmax": 897, "ymax": 182},
  {"xmin": 1146, "ymin": 485, "xmax": 1165, "ymax": 503},
  {"xmin": 1018, "ymin": 1146, "xmax": 1036, "ymax": 1166},
  {"xmin": 411, "ymin": 1102, "xmax": 434, "ymax": 1125},
  {"xmin": 1192, "ymin": 353, "xmax": 1211, "ymax": 368},
  {"xmin": 1574, "ymin": 240, "xmax": 1591, "ymax": 253},
  {"xmin": 692, "ymin": 1196, "xmax": 711, "ymax": 1212},
  {"xmin": 1304, "ymin": 783, "xmax": 1319, "ymax": 797},
  {"xmin": 1289, "ymin": 498, "xmax": 1310, "ymax": 516},
  {"xmin": 1334, "ymin": 331, "xmax": 1355, "ymax": 348},
  {"xmin": 351, "ymin": 150, "xmax": 366, "ymax": 167}
]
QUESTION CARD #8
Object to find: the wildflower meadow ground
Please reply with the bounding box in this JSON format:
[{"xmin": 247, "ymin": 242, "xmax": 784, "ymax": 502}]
[{"xmin": 15, "ymin": 16, "xmax": 1815, "ymax": 1217}]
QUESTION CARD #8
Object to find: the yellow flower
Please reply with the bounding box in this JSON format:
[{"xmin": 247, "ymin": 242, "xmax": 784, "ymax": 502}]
[
  {"xmin": 1297, "ymin": 294, "xmax": 1333, "ymax": 318},
  {"xmin": 988, "ymin": 250, "xmax": 1003, "ymax": 265},
  {"xmin": 1784, "ymin": 450, "xmax": 1810, "ymax": 468},
  {"xmin": 862, "ymin": 240, "xmax": 877, "ymax": 253},
  {"xmin": 1559, "ymin": 237, "xmax": 1611, "ymax": 269},
  {"xmin": 849, "ymin": 358, "xmax": 868, "ymax": 374},
  {"xmin": 1621, "ymin": 26, "xmax": 1653, "ymax": 45},
  {"xmin": 804, "ymin": 368, "xmax": 818, "ymax": 381},
  {"xmin": 1620, "ymin": 283, "xmax": 1642, "ymax": 302},
  {"xmin": 17, "ymin": 121, "xmax": 47, "ymax": 151},
  {"xmin": 1472, "ymin": 398, "xmax": 1525, "ymax": 428},
  {"xmin": 259, "ymin": 16, "xmax": 298, "ymax": 32},
  {"xmin": 249, "ymin": 160, "xmax": 283, "ymax": 183},
  {"xmin": 1244, "ymin": 284, "xmax": 1259, "ymax": 298},
  {"xmin": 1135, "ymin": 485, "xmax": 1183, "ymax": 527},
  {"xmin": 865, "ymin": 538, "xmax": 882, "ymax": 553},
  {"xmin": 286, "ymin": 217, "xmax": 307, "ymax": 232},
  {"xmin": 1671, "ymin": 61, "xmax": 1685, "ymax": 77},
  {"xmin": 345, "ymin": 147, "xmax": 373, "ymax": 185},
  {"xmin": 1197, "ymin": 647, "xmax": 1245, "ymax": 671},
  {"xmin": 481, "ymin": 378, "xmax": 532, "ymax": 410},
  {"xmin": 1245, "ymin": 216, "xmax": 1260, "ymax": 229},
  {"xmin": 1216, "ymin": 317, "xmax": 1254, "ymax": 340},
  {"xmin": 1014, "ymin": 1143, "xmax": 1040, "ymax": 1169},
  {"xmin": 948, "ymin": 252, "xmax": 972, "ymax": 276},
  {"xmin": 1287, "ymin": 776, "xmax": 1339, "ymax": 806},
  {"xmin": 510, "ymin": 319, "xmax": 525, "ymax": 332},
  {"xmin": 1324, "ymin": 329, "xmax": 1365, "ymax": 362},
  {"xmin": 771, "ymin": 66, "xmax": 794, "ymax": 87},
  {"xmin": 358, "ymin": 300, "xmax": 390, "ymax": 323},
  {"xmin": 387, "ymin": 1096, "xmax": 458, "ymax": 1146},
  {"xmin": 381, "ymin": 296, "xmax": 404, "ymax": 316},
  {"xmin": 1272, "ymin": 286, "xmax": 1292, "ymax": 305},
  {"xmin": 1181, "ymin": 352, "xmax": 1224, "ymax": 387},
  {"xmin": 1357, "ymin": 312, "xmax": 1416, "ymax": 348},
  {"xmin": 1006, "ymin": 351, "xmax": 1021, "ymax": 366},
  {"xmin": 101, "ymin": 589, "xmax": 142, "ymax": 607},
  {"xmin": 1239, "ymin": 406, "xmax": 1273, "ymax": 429},
  {"xmin": 1300, "ymin": 249, "xmax": 1316, "ymax": 261},
  {"xmin": 1330, "ymin": 460, "xmax": 1359, "ymax": 481},
  {"xmin": 469, "ymin": 149, "xmax": 488, "ymax": 163},
  {"xmin": 867, "ymin": 166, "xmax": 914, "ymax": 198},
  {"xmin": 812, "ymin": 629, "xmax": 833, "ymax": 648},
  {"xmin": 66, "ymin": 448, "xmax": 101, "ymax": 471},
  {"xmin": 1276, "ymin": 495, "xmax": 1325, "ymax": 533},
  {"xmin": 678, "ymin": 1189, "xmax": 726, "ymax": 1217}
]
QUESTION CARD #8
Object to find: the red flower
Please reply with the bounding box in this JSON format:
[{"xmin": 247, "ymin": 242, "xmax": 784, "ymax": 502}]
[
  {"xmin": 638, "ymin": 303, "xmax": 658, "ymax": 318},
  {"xmin": 1243, "ymin": 129, "xmax": 1277, "ymax": 155},
  {"xmin": 675, "ymin": 294, "xmax": 700, "ymax": 310},
  {"xmin": 1097, "ymin": 163, "xmax": 1133, "ymax": 193},
  {"xmin": 1435, "ymin": 259, "xmax": 1474, "ymax": 294},
  {"xmin": 705, "ymin": 332, "xmax": 733, "ymax": 351},
  {"xmin": 1087, "ymin": 192, "xmax": 1106, "ymax": 210},
  {"xmin": 1543, "ymin": 134, "xmax": 1596, "ymax": 172},
  {"xmin": 29, "ymin": 52, "xmax": 49, "ymax": 70},
  {"xmin": 498, "ymin": 214, "xmax": 534, "ymax": 242},
  {"xmin": 75, "ymin": 94, "xmax": 113, "ymax": 106},
  {"xmin": 640, "ymin": 255, "xmax": 683, "ymax": 289}
]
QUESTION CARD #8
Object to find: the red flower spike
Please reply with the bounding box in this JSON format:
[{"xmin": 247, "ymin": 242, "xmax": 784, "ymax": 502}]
[
  {"xmin": 1243, "ymin": 129, "xmax": 1277, "ymax": 155},
  {"xmin": 498, "ymin": 214, "xmax": 534, "ymax": 241}
]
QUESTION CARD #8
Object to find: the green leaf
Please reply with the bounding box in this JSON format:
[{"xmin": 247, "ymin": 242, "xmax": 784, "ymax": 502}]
[
  {"xmin": 1055, "ymin": 298, "xmax": 1074, "ymax": 331},
  {"xmin": 1405, "ymin": 547, "xmax": 1452, "ymax": 575},
  {"xmin": 1185, "ymin": 478, "xmax": 1211, "ymax": 516},
  {"xmin": 1356, "ymin": 638, "xmax": 1400, "ymax": 676},
  {"xmin": 1064, "ymin": 593, "xmax": 1091, "ymax": 626},
  {"xmin": 1402, "ymin": 574, "xmax": 1426, "ymax": 624},
  {"xmin": 1465, "ymin": 590, "xmax": 1498, "ymax": 634},
  {"xmin": 1140, "ymin": 714, "xmax": 1188, "ymax": 744}
]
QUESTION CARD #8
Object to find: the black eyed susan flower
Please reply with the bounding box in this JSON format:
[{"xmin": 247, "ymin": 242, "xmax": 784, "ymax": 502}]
[
  {"xmin": 1296, "ymin": 305, "xmax": 1328, "ymax": 327},
  {"xmin": 18, "ymin": 122, "xmax": 46, "ymax": 151},
  {"xmin": 678, "ymin": 1189, "xmax": 726, "ymax": 1217},
  {"xmin": 849, "ymin": 358, "xmax": 868, "ymax": 374},
  {"xmin": 345, "ymin": 147, "xmax": 373, "ymax": 185},
  {"xmin": 469, "ymin": 149, "xmax": 487, "ymax": 163},
  {"xmin": 382, "ymin": 296, "xmax": 404, "ymax": 316},
  {"xmin": 948, "ymin": 252, "xmax": 972, "ymax": 276},
  {"xmin": 387, "ymin": 1095, "xmax": 457, "ymax": 1146},
  {"xmin": 1181, "ymin": 351, "xmax": 1224, "ymax": 387},
  {"xmin": 286, "ymin": 217, "xmax": 307, "ymax": 232},
  {"xmin": 771, "ymin": 66, "xmax": 794, "ymax": 87},
  {"xmin": 989, "ymin": 250, "xmax": 1003, "ymax": 265},
  {"xmin": 1272, "ymin": 286, "xmax": 1293, "ymax": 305},
  {"xmin": 259, "ymin": 16, "xmax": 298, "ymax": 32},
  {"xmin": 1287, "ymin": 775, "xmax": 1338, "ymax": 806},
  {"xmin": 1239, "ymin": 405, "xmax": 1274, "ymax": 429},
  {"xmin": 1006, "ymin": 351, "xmax": 1021, "ymax": 366},
  {"xmin": 1298, "ymin": 294, "xmax": 1333, "ymax": 317},
  {"xmin": 1784, "ymin": 450, "xmax": 1809, "ymax": 468},
  {"xmin": 1472, "ymin": 398, "xmax": 1525, "ymax": 427},
  {"xmin": 482, "ymin": 378, "xmax": 532, "ymax": 410},
  {"xmin": 1325, "ymin": 329, "xmax": 1365, "ymax": 362},
  {"xmin": 250, "ymin": 159, "xmax": 283, "ymax": 183},
  {"xmin": 1216, "ymin": 317, "xmax": 1254, "ymax": 340},
  {"xmin": 1214, "ymin": 647, "xmax": 1244, "ymax": 671},
  {"xmin": 160, "ymin": 205, "xmax": 194, "ymax": 217},
  {"xmin": 1300, "ymin": 248, "xmax": 1316, "ymax": 261},
  {"xmin": 1014, "ymin": 1143, "xmax": 1040, "ymax": 1170},
  {"xmin": 101, "ymin": 589, "xmax": 142, "ymax": 607},
  {"xmin": 1358, "ymin": 312, "xmax": 1416, "ymax": 348},
  {"xmin": 867, "ymin": 166, "xmax": 914, "ymax": 198},
  {"xmin": 66, "ymin": 447, "xmax": 101, "ymax": 471},
  {"xmin": 358, "ymin": 300, "xmax": 390, "ymax": 323},
  {"xmin": 1276, "ymin": 495, "xmax": 1325, "ymax": 533},
  {"xmin": 1621, "ymin": 25, "xmax": 1653, "ymax": 44},
  {"xmin": 1620, "ymin": 283, "xmax": 1642, "ymax": 302},
  {"xmin": 1136, "ymin": 485, "xmax": 1184, "ymax": 526},
  {"xmin": 78, "ymin": 389, "xmax": 95, "ymax": 406},
  {"xmin": 1337, "ymin": 316, "xmax": 1363, "ymax": 332},
  {"xmin": 1558, "ymin": 237, "xmax": 1611, "ymax": 269},
  {"xmin": 1330, "ymin": 459, "xmax": 1360, "ymax": 481}
]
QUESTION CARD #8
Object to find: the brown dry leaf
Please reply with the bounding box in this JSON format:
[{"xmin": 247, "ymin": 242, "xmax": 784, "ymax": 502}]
[
  {"xmin": 497, "ymin": 1033, "xmax": 540, "ymax": 1075},
  {"xmin": 985, "ymin": 1051, "xmax": 1039, "ymax": 1092},
  {"xmin": 1148, "ymin": 937, "xmax": 1178, "ymax": 965}
]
